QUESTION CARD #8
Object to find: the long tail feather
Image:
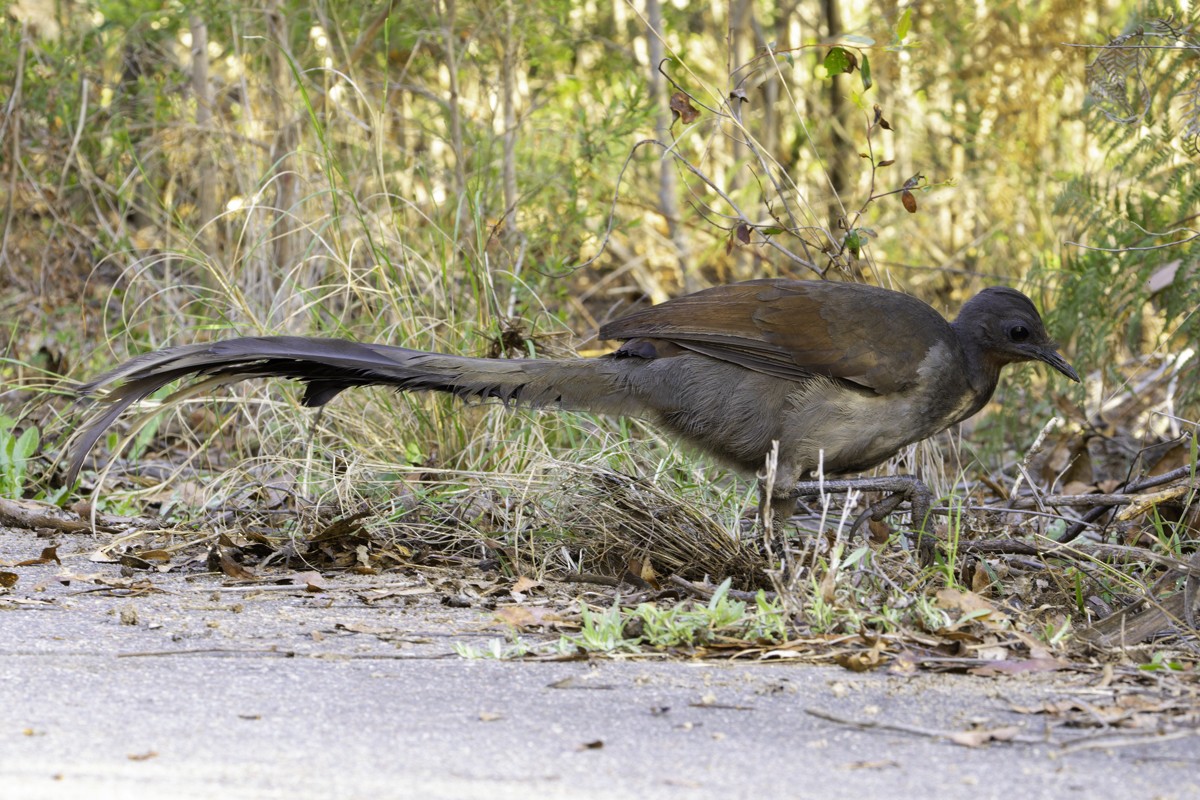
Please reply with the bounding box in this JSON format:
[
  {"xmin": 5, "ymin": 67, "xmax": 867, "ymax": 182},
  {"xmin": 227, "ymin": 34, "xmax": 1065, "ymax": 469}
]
[{"xmin": 66, "ymin": 336, "xmax": 627, "ymax": 487}]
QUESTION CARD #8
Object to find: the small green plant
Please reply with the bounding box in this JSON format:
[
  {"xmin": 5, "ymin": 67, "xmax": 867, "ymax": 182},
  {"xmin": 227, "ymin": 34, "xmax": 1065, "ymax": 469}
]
[
  {"xmin": 1139, "ymin": 651, "xmax": 1187, "ymax": 672},
  {"xmin": 910, "ymin": 593, "xmax": 953, "ymax": 632},
  {"xmin": 804, "ymin": 574, "xmax": 837, "ymax": 633},
  {"xmin": 493, "ymin": 581, "xmax": 793, "ymax": 658},
  {"xmin": 750, "ymin": 591, "xmax": 789, "ymax": 641},
  {"xmin": 568, "ymin": 600, "xmax": 640, "ymax": 653},
  {"xmin": 633, "ymin": 579, "xmax": 759, "ymax": 647},
  {"xmin": 933, "ymin": 495, "xmax": 966, "ymax": 585},
  {"xmin": 0, "ymin": 416, "xmax": 38, "ymax": 499},
  {"xmin": 1042, "ymin": 616, "xmax": 1073, "ymax": 647},
  {"xmin": 453, "ymin": 636, "xmax": 536, "ymax": 660},
  {"xmin": 561, "ymin": 580, "xmax": 787, "ymax": 654}
]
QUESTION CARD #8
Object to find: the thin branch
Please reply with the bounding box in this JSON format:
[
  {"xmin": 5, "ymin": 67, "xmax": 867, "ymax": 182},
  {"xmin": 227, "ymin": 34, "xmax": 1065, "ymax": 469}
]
[
  {"xmin": 555, "ymin": 139, "xmax": 820, "ymax": 277},
  {"xmin": 1064, "ymin": 232, "xmax": 1200, "ymax": 253}
]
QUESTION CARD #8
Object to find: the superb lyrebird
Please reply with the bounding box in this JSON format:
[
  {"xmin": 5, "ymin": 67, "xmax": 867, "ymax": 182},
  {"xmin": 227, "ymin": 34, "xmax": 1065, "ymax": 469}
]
[{"xmin": 67, "ymin": 279, "xmax": 1079, "ymax": 522}]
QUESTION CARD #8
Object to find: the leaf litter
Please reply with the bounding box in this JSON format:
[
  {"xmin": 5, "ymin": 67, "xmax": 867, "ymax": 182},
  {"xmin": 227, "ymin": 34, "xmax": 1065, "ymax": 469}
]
[{"xmin": 0, "ymin": 361, "xmax": 1197, "ymax": 750}]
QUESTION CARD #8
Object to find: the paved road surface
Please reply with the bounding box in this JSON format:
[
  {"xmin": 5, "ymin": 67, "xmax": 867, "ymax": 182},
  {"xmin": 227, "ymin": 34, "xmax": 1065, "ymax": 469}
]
[{"xmin": 1, "ymin": 529, "xmax": 1196, "ymax": 799}]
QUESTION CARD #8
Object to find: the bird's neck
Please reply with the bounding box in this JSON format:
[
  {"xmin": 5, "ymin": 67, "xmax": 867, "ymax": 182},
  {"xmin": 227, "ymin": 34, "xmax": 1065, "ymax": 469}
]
[{"xmin": 952, "ymin": 327, "xmax": 1004, "ymax": 423}]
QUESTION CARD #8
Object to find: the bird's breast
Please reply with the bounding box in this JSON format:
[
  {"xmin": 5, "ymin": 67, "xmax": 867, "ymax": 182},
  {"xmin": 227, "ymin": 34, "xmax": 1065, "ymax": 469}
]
[{"xmin": 779, "ymin": 340, "xmax": 985, "ymax": 476}]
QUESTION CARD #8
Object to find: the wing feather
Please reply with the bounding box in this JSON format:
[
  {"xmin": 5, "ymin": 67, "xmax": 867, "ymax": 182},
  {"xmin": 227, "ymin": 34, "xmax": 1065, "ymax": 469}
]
[{"xmin": 599, "ymin": 280, "xmax": 953, "ymax": 393}]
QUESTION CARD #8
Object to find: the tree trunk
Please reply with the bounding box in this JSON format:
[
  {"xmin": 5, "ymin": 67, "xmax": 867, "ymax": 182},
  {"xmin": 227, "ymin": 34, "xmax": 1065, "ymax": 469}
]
[
  {"xmin": 189, "ymin": 13, "xmax": 216, "ymax": 256},
  {"xmin": 646, "ymin": 0, "xmax": 692, "ymax": 290},
  {"xmin": 823, "ymin": 0, "xmax": 849, "ymax": 234}
]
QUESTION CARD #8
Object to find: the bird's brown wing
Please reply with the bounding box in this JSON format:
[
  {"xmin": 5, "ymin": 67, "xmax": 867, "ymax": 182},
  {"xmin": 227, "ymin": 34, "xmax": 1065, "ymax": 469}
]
[{"xmin": 599, "ymin": 279, "xmax": 954, "ymax": 394}]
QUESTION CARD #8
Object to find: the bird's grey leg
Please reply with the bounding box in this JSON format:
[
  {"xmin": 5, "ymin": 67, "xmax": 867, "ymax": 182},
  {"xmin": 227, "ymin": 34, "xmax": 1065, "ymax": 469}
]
[{"xmin": 784, "ymin": 475, "xmax": 936, "ymax": 561}]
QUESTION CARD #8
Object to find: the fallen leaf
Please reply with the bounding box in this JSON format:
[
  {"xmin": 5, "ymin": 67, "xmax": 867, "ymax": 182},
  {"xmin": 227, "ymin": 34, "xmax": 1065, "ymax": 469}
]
[
  {"xmin": 357, "ymin": 586, "xmax": 433, "ymax": 603},
  {"xmin": 948, "ymin": 726, "xmax": 1021, "ymax": 747},
  {"xmin": 970, "ymin": 562, "xmax": 992, "ymax": 594},
  {"xmin": 867, "ymin": 518, "xmax": 891, "ymax": 545},
  {"xmin": 292, "ymin": 572, "xmax": 328, "ymax": 592},
  {"xmin": 119, "ymin": 554, "xmax": 155, "ymax": 571},
  {"xmin": 511, "ymin": 575, "xmax": 541, "ymax": 595},
  {"xmin": 975, "ymin": 645, "xmax": 1011, "ymax": 662},
  {"xmin": 336, "ymin": 622, "xmax": 396, "ymax": 636},
  {"xmin": 1009, "ymin": 699, "xmax": 1079, "ymax": 716},
  {"xmin": 500, "ymin": 605, "xmax": 570, "ymax": 630},
  {"xmin": 15, "ymin": 546, "xmax": 60, "ymax": 567},
  {"xmin": 217, "ymin": 549, "xmax": 256, "ymax": 581},
  {"xmin": 936, "ymin": 588, "xmax": 1006, "ymax": 624},
  {"xmin": 970, "ymin": 657, "xmax": 1069, "ymax": 677},
  {"xmin": 547, "ymin": 675, "xmax": 615, "ymax": 690},
  {"xmin": 836, "ymin": 648, "xmax": 887, "ymax": 672}
]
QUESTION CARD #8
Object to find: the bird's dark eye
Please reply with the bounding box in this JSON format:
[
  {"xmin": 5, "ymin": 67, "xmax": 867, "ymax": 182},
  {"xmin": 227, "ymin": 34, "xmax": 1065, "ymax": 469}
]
[{"xmin": 1009, "ymin": 325, "xmax": 1030, "ymax": 342}]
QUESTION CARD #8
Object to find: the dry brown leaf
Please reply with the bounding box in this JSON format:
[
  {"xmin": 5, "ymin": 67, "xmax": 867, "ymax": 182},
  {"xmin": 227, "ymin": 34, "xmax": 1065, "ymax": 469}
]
[
  {"xmin": 218, "ymin": 549, "xmax": 257, "ymax": 581},
  {"xmin": 336, "ymin": 622, "xmax": 396, "ymax": 636},
  {"xmin": 936, "ymin": 588, "xmax": 1006, "ymax": 626},
  {"xmin": 948, "ymin": 726, "xmax": 1021, "ymax": 747},
  {"xmin": 669, "ymin": 92, "xmax": 700, "ymax": 124},
  {"xmin": 15, "ymin": 546, "xmax": 60, "ymax": 567},
  {"xmin": 969, "ymin": 562, "xmax": 992, "ymax": 594},
  {"xmin": 974, "ymin": 644, "xmax": 1011, "ymax": 662},
  {"xmin": 969, "ymin": 657, "xmax": 1069, "ymax": 677},
  {"xmin": 292, "ymin": 571, "xmax": 328, "ymax": 592},
  {"xmin": 511, "ymin": 575, "xmax": 541, "ymax": 595},
  {"xmin": 357, "ymin": 586, "xmax": 433, "ymax": 602},
  {"xmin": 835, "ymin": 649, "xmax": 887, "ymax": 672},
  {"xmin": 842, "ymin": 760, "xmax": 900, "ymax": 770},
  {"xmin": 867, "ymin": 518, "xmax": 891, "ymax": 545},
  {"xmin": 1008, "ymin": 699, "xmax": 1078, "ymax": 716},
  {"xmin": 494, "ymin": 605, "xmax": 570, "ymax": 630}
]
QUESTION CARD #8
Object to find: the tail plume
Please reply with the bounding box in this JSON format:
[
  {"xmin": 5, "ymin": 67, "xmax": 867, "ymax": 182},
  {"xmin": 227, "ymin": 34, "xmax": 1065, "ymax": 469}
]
[{"xmin": 66, "ymin": 336, "xmax": 623, "ymax": 487}]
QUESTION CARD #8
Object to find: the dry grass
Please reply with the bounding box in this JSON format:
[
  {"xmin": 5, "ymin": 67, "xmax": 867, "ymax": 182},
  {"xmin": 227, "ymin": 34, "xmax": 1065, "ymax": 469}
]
[{"xmin": 0, "ymin": 3, "xmax": 1196, "ymax": 680}]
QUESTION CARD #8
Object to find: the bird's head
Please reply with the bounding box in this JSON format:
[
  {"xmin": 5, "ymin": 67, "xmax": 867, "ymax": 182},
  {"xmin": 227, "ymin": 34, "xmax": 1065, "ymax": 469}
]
[{"xmin": 954, "ymin": 287, "xmax": 1080, "ymax": 383}]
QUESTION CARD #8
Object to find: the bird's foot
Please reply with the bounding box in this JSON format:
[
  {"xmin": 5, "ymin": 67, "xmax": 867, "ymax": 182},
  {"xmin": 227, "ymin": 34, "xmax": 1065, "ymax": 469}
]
[{"xmin": 785, "ymin": 474, "xmax": 937, "ymax": 562}]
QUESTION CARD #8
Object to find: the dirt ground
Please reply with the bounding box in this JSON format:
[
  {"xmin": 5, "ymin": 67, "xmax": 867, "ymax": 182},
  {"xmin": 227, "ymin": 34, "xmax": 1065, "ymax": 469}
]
[{"xmin": 1, "ymin": 525, "xmax": 1198, "ymax": 800}]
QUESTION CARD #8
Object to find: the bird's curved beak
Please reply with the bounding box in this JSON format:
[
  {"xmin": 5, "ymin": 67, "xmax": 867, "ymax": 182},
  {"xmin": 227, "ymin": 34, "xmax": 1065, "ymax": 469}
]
[{"xmin": 1036, "ymin": 347, "xmax": 1080, "ymax": 383}]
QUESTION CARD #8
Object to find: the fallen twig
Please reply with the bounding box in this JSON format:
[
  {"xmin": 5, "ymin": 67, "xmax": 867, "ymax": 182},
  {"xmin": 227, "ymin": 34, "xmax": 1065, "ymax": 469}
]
[{"xmin": 805, "ymin": 707, "xmax": 1044, "ymax": 746}]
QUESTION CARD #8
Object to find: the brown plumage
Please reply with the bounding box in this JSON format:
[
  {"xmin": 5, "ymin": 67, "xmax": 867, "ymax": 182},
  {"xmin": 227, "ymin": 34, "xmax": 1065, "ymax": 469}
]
[{"xmin": 66, "ymin": 279, "xmax": 1079, "ymax": 515}]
